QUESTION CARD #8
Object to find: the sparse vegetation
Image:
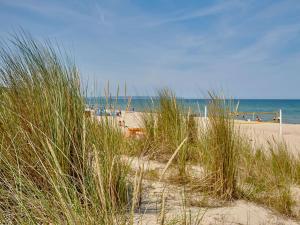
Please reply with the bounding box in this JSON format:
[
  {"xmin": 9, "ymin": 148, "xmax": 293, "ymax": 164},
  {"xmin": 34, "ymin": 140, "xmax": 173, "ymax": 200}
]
[
  {"xmin": 141, "ymin": 90, "xmax": 300, "ymax": 218},
  {"xmin": 239, "ymin": 139, "xmax": 300, "ymax": 216}
]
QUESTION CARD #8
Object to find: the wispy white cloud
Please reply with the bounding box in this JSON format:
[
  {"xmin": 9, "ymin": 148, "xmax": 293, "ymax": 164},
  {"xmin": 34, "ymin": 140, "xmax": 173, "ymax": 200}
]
[
  {"xmin": 146, "ymin": 0, "xmax": 245, "ymax": 27},
  {"xmin": 0, "ymin": 0, "xmax": 85, "ymax": 20},
  {"xmin": 229, "ymin": 23, "xmax": 300, "ymax": 63}
]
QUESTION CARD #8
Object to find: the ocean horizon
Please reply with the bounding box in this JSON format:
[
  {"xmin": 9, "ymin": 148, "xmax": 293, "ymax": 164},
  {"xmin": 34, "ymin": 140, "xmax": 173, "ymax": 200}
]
[{"xmin": 86, "ymin": 97, "xmax": 300, "ymax": 124}]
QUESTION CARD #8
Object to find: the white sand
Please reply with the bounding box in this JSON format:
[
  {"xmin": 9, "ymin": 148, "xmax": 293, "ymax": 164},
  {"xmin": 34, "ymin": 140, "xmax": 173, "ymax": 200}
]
[
  {"xmin": 120, "ymin": 111, "xmax": 300, "ymax": 154},
  {"xmin": 238, "ymin": 122, "xmax": 300, "ymax": 155}
]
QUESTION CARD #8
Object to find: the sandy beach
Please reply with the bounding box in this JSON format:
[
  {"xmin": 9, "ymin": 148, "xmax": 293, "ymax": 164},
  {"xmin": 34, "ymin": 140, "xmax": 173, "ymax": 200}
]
[
  {"xmin": 238, "ymin": 122, "xmax": 300, "ymax": 154},
  {"xmin": 117, "ymin": 111, "xmax": 300, "ymax": 154}
]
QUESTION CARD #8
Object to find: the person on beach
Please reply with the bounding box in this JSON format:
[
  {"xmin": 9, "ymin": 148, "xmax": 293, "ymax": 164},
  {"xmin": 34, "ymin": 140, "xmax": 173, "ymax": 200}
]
[
  {"xmin": 256, "ymin": 115, "xmax": 262, "ymax": 122},
  {"xmin": 116, "ymin": 108, "xmax": 121, "ymax": 117}
]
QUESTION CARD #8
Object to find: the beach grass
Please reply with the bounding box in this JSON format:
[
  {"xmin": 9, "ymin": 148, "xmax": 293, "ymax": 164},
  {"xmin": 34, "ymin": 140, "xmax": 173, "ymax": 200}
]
[
  {"xmin": 141, "ymin": 88, "xmax": 199, "ymax": 178},
  {"xmin": 199, "ymin": 94, "xmax": 239, "ymax": 200},
  {"xmin": 239, "ymin": 139, "xmax": 300, "ymax": 216},
  {"xmin": 0, "ymin": 33, "xmax": 130, "ymax": 224},
  {"xmin": 142, "ymin": 91, "xmax": 239, "ymax": 199}
]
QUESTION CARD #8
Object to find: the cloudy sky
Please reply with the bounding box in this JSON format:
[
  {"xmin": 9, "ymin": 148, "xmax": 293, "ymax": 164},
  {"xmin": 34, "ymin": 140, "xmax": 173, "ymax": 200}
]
[{"xmin": 0, "ymin": 0, "xmax": 300, "ymax": 98}]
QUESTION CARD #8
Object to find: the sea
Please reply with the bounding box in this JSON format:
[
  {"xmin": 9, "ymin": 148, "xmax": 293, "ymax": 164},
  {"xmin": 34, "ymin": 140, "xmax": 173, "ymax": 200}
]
[{"xmin": 86, "ymin": 97, "xmax": 300, "ymax": 124}]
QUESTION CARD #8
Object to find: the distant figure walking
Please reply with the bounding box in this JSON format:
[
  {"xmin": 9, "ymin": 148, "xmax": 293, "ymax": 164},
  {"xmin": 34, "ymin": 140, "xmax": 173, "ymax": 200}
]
[{"xmin": 256, "ymin": 115, "xmax": 262, "ymax": 122}]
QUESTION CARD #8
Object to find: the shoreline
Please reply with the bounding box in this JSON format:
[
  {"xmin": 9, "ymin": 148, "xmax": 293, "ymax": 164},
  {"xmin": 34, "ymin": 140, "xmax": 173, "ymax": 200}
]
[{"xmin": 86, "ymin": 98, "xmax": 300, "ymax": 124}]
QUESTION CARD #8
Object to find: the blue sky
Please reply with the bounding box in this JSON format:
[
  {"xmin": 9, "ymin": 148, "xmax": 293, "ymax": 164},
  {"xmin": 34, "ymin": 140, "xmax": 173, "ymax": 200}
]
[{"xmin": 0, "ymin": 0, "xmax": 300, "ymax": 98}]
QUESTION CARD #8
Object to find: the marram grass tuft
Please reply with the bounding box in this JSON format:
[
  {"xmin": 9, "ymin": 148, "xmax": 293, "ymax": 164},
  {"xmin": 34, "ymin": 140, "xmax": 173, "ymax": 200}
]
[{"xmin": 0, "ymin": 33, "xmax": 130, "ymax": 224}]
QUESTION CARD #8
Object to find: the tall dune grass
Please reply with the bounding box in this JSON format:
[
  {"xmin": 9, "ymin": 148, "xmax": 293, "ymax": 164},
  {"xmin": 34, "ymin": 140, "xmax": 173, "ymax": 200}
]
[
  {"xmin": 239, "ymin": 140, "xmax": 300, "ymax": 216},
  {"xmin": 142, "ymin": 89, "xmax": 198, "ymax": 177},
  {"xmin": 142, "ymin": 91, "xmax": 239, "ymax": 198},
  {"xmin": 199, "ymin": 94, "xmax": 239, "ymax": 200},
  {"xmin": 0, "ymin": 34, "xmax": 130, "ymax": 224}
]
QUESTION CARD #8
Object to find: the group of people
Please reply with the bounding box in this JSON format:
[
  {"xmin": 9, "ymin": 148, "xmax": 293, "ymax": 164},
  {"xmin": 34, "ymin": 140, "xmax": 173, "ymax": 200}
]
[
  {"xmin": 255, "ymin": 115, "xmax": 262, "ymax": 122},
  {"xmin": 241, "ymin": 115, "xmax": 262, "ymax": 122},
  {"xmin": 241, "ymin": 114, "xmax": 280, "ymax": 122}
]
